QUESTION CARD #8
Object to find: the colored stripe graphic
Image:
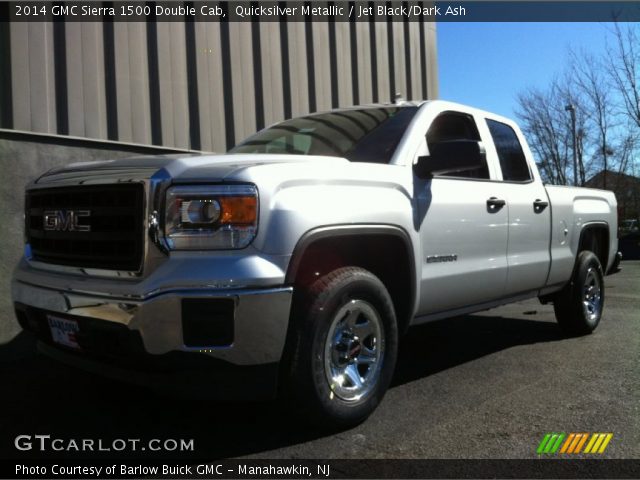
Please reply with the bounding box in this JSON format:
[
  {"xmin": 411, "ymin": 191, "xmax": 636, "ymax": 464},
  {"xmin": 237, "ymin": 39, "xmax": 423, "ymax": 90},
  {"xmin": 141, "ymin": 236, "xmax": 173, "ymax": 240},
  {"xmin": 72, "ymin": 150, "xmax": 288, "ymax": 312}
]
[
  {"xmin": 567, "ymin": 433, "xmax": 581, "ymax": 453},
  {"xmin": 598, "ymin": 434, "xmax": 613, "ymax": 453},
  {"xmin": 560, "ymin": 433, "xmax": 575, "ymax": 454},
  {"xmin": 544, "ymin": 434, "xmax": 558, "ymax": 453},
  {"xmin": 541, "ymin": 433, "xmax": 613, "ymax": 455},
  {"xmin": 584, "ymin": 433, "xmax": 614, "ymax": 454},
  {"xmin": 574, "ymin": 433, "xmax": 589, "ymax": 453},
  {"xmin": 570, "ymin": 433, "xmax": 587, "ymax": 453},
  {"xmin": 592, "ymin": 433, "xmax": 606, "ymax": 452},
  {"xmin": 584, "ymin": 434, "xmax": 599, "ymax": 453},
  {"xmin": 537, "ymin": 433, "xmax": 565, "ymax": 454},
  {"xmin": 550, "ymin": 433, "xmax": 565, "ymax": 453},
  {"xmin": 537, "ymin": 433, "xmax": 551, "ymax": 454},
  {"xmin": 536, "ymin": 432, "xmax": 613, "ymax": 455}
]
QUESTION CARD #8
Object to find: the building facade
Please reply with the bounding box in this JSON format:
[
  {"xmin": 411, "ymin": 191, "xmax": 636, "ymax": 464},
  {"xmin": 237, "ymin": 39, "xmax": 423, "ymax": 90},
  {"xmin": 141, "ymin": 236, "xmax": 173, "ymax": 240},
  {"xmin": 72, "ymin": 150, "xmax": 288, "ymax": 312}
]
[{"xmin": 0, "ymin": 15, "xmax": 438, "ymax": 153}]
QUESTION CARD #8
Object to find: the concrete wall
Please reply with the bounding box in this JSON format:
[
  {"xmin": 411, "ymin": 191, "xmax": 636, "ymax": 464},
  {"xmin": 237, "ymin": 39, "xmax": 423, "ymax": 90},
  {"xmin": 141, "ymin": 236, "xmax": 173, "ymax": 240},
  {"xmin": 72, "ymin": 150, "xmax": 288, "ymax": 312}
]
[{"xmin": 0, "ymin": 131, "xmax": 185, "ymax": 343}]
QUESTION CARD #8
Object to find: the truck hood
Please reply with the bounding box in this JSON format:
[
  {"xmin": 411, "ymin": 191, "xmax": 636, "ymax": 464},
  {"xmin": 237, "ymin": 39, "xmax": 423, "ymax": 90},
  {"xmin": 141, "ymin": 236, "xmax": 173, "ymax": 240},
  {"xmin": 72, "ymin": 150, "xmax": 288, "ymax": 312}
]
[
  {"xmin": 34, "ymin": 153, "xmax": 410, "ymax": 194},
  {"xmin": 35, "ymin": 153, "xmax": 350, "ymax": 185}
]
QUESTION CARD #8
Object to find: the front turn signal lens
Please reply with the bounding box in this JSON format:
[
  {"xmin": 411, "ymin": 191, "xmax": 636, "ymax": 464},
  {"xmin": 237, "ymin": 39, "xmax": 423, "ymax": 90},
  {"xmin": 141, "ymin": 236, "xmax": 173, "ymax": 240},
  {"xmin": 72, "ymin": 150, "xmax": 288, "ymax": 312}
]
[{"xmin": 219, "ymin": 196, "xmax": 257, "ymax": 225}]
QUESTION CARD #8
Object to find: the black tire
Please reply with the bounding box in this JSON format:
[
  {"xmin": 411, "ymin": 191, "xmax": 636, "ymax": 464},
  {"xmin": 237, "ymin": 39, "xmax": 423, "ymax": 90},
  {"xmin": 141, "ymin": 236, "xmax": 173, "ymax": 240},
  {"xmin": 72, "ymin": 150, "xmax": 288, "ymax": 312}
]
[
  {"xmin": 285, "ymin": 267, "xmax": 398, "ymax": 428},
  {"xmin": 553, "ymin": 251, "xmax": 605, "ymax": 335}
]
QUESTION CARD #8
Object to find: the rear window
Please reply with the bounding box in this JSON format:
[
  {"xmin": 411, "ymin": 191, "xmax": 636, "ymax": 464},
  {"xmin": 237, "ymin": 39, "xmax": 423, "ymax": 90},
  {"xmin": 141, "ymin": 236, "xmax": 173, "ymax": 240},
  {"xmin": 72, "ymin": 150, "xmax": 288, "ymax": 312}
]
[
  {"xmin": 230, "ymin": 107, "xmax": 418, "ymax": 164},
  {"xmin": 486, "ymin": 119, "xmax": 532, "ymax": 182}
]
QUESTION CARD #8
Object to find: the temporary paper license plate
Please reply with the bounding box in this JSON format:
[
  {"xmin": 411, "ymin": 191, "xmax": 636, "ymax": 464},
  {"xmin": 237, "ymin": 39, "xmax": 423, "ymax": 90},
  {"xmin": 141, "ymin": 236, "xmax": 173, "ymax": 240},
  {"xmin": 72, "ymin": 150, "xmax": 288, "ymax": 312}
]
[{"xmin": 47, "ymin": 315, "xmax": 80, "ymax": 350}]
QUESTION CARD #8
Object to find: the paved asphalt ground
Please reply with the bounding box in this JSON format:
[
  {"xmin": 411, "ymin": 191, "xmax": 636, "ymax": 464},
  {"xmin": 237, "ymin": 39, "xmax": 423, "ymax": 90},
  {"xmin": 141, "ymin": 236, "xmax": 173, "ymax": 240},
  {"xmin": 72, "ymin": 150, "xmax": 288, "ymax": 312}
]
[{"xmin": 1, "ymin": 262, "xmax": 638, "ymax": 463}]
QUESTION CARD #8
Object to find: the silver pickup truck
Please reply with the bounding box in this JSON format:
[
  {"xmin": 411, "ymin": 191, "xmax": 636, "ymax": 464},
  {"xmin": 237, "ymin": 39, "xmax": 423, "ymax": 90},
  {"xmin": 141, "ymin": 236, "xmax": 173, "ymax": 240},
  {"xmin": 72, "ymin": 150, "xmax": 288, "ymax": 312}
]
[{"xmin": 12, "ymin": 100, "xmax": 618, "ymax": 426}]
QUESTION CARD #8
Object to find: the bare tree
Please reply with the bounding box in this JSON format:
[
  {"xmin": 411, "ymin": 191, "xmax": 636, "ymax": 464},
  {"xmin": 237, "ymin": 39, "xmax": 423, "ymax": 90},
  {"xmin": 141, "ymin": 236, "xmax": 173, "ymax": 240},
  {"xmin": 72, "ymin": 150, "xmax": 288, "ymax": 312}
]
[
  {"xmin": 608, "ymin": 24, "xmax": 640, "ymax": 131},
  {"xmin": 570, "ymin": 49, "xmax": 615, "ymax": 188},
  {"xmin": 555, "ymin": 72, "xmax": 590, "ymax": 185},
  {"xmin": 516, "ymin": 79, "xmax": 582, "ymax": 185},
  {"xmin": 516, "ymin": 25, "xmax": 639, "ymax": 187},
  {"xmin": 616, "ymin": 133, "xmax": 638, "ymax": 176}
]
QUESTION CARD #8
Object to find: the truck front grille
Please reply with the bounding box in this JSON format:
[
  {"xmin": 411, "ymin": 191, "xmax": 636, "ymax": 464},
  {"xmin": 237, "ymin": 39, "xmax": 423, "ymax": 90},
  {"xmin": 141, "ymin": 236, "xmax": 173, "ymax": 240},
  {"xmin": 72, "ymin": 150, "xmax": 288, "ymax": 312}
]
[{"xmin": 26, "ymin": 184, "xmax": 145, "ymax": 271}]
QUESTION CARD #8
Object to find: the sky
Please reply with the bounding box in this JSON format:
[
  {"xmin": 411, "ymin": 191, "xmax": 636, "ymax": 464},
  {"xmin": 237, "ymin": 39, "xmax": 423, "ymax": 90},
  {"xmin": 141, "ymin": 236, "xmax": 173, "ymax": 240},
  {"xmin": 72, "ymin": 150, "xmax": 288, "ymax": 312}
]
[{"xmin": 436, "ymin": 22, "xmax": 613, "ymax": 120}]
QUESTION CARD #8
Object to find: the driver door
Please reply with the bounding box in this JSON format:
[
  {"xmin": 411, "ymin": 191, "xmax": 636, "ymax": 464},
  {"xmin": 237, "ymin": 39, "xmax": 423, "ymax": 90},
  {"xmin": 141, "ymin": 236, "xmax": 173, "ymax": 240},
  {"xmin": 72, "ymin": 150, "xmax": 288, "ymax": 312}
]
[{"xmin": 415, "ymin": 111, "xmax": 509, "ymax": 315}]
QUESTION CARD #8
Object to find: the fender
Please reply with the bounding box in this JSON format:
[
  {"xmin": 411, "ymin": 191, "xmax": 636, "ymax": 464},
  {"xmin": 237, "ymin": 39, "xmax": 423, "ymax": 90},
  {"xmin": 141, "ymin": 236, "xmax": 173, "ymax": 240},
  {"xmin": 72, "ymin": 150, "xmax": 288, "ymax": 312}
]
[
  {"xmin": 576, "ymin": 221, "xmax": 610, "ymax": 271},
  {"xmin": 285, "ymin": 224, "xmax": 417, "ymax": 333}
]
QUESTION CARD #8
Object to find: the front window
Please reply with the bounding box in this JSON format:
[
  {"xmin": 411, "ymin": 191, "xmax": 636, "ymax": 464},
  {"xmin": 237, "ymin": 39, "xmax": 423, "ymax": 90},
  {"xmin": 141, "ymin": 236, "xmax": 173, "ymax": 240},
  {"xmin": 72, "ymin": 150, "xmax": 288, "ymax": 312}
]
[
  {"xmin": 230, "ymin": 107, "xmax": 418, "ymax": 164},
  {"xmin": 426, "ymin": 111, "xmax": 489, "ymax": 179}
]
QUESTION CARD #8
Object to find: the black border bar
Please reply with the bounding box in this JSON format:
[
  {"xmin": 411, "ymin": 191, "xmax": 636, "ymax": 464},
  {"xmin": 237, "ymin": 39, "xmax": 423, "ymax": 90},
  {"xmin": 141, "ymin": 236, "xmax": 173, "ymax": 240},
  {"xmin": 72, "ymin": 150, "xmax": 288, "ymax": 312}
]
[
  {"xmin": 3, "ymin": 2, "xmax": 640, "ymax": 22},
  {"xmin": 5, "ymin": 459, "xmax": 640, "ymax": 479}
]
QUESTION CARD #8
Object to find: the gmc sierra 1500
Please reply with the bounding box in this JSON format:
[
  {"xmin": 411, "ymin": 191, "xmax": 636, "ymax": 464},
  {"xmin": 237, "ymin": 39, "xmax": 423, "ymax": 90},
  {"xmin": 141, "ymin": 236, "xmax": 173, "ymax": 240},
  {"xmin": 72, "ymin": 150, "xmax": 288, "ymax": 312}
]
[{"xmin": 12, "ymin": 100, "xmax": 618, "ymax": 426}]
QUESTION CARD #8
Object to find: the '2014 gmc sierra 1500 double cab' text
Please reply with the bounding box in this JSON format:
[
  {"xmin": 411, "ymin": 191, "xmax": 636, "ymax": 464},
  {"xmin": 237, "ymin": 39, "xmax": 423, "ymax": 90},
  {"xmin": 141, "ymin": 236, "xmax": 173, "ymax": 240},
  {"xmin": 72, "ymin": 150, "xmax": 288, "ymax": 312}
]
[{"xmin": 12, "ymin": 100, "xmax": 618, "ymax": 426}]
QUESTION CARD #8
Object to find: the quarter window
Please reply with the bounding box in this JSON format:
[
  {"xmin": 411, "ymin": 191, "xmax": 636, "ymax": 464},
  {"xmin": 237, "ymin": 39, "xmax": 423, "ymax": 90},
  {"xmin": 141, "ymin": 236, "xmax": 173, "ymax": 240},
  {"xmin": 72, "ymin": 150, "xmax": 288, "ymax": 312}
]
[{"xmin": 486, "ymin": 119, "xmax": 532, "ymax": 182}]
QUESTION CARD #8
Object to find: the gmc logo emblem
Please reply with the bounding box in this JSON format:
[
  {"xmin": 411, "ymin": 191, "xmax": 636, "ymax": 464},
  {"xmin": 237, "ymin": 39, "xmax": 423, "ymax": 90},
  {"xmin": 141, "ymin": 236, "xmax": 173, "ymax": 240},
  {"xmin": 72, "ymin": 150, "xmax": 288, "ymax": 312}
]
[{"xmin": 43, "ymin": 210, "xmax": 91, "ymax": 232}]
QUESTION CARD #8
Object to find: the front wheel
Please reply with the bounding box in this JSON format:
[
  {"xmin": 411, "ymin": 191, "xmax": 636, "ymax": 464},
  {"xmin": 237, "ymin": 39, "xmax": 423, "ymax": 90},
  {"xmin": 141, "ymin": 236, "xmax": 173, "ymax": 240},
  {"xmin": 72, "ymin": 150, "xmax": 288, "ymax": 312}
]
[
  {"xmin": 553, "ymin": 251, "xmax": 605, "ymax": 335},
  {"xmin": 286, "ymin": 267, "xmax": 398, "ymax": 428}
]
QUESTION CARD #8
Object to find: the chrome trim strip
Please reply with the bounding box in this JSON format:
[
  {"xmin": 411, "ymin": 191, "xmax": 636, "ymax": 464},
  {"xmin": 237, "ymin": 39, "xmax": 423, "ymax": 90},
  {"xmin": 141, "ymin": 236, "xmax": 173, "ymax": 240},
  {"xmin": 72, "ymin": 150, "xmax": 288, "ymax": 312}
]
[
  {"xmin": 148, "ymin": 167, "xmax": 172, "ymax": 255},
  {"xmin": 24, "ymin": 259, "xmax": 143, "ymax": 280},
  {"xmin": 13, "ymin": 278, "xmax": 264, "ymax": 302}
]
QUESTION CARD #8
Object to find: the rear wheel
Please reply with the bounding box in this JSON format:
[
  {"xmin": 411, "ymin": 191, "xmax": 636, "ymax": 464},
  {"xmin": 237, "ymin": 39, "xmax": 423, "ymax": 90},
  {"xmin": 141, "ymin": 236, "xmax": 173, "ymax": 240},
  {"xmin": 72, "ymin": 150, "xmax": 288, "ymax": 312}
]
[
  {"xmin": 553, "ymin": 251, "xmax": 604, "ymax": 335},
  {"xmin": 285, "ymin": 267, "xmax": 398, "ymax": 428}
]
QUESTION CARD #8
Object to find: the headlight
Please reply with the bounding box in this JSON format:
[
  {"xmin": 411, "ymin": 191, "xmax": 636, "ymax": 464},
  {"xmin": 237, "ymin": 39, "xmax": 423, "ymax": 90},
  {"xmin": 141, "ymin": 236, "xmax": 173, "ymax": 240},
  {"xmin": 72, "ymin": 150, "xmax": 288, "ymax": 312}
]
[{"xmin": 165, "ymin": 184, "xmax": 258, "ymax": 250}]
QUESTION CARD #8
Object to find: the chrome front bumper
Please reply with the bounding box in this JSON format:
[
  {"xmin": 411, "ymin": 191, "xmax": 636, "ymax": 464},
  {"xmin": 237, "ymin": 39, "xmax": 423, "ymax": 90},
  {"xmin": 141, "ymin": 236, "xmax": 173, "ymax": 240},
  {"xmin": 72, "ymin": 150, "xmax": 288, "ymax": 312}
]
[{"xmin": 11, "ymin": 279, "xmax": 293, "ymax": 367}]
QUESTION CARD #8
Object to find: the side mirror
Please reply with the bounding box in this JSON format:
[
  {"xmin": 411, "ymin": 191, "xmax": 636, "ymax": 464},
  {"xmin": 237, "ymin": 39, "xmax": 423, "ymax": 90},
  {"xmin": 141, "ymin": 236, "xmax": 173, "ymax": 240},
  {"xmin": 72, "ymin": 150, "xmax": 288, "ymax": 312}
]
[{"xmin": 413, "ymin": 140, "xmax": 485, "ymax": 179}]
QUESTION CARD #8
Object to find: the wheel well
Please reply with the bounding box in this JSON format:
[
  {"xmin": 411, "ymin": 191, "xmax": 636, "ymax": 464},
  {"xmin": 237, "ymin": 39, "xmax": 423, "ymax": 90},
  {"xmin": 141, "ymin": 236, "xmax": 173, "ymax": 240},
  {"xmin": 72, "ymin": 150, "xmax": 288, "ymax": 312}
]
[
  {"xmin": 578, "ymin": 225, "xmax": 609, "ymax": 270},
  {"xmin": 286, "ymin": 231, "xmax": 415, "ymax": 335}
]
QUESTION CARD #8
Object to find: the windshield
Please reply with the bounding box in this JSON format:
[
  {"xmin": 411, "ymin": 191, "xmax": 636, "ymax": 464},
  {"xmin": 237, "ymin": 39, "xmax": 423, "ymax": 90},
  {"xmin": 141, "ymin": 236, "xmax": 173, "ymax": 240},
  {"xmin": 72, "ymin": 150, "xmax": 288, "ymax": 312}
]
[{"xmin": 229, "ymin": 106, "xmax": 418, "ymax": 164}]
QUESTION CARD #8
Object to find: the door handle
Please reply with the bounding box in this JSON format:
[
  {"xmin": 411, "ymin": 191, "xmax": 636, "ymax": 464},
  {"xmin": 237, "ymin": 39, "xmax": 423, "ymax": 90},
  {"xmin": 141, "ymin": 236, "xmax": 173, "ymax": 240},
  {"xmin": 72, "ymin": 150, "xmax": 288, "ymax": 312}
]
[
  {"xmin": 486, "ymin": 197, "xmax": 506, "ymax": 211},
  {"xmin": 533, "ymin": 199, "xmax": 549, "ymax": 213}
]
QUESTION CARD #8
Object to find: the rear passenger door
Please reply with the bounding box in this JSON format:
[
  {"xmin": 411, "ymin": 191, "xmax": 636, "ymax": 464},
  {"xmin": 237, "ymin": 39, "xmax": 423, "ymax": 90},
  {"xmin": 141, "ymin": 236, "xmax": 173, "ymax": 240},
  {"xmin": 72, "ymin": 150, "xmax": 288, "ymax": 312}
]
[{"xmin": 482, "ymin": 118, "xmax": 551, "ymax": 295}]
